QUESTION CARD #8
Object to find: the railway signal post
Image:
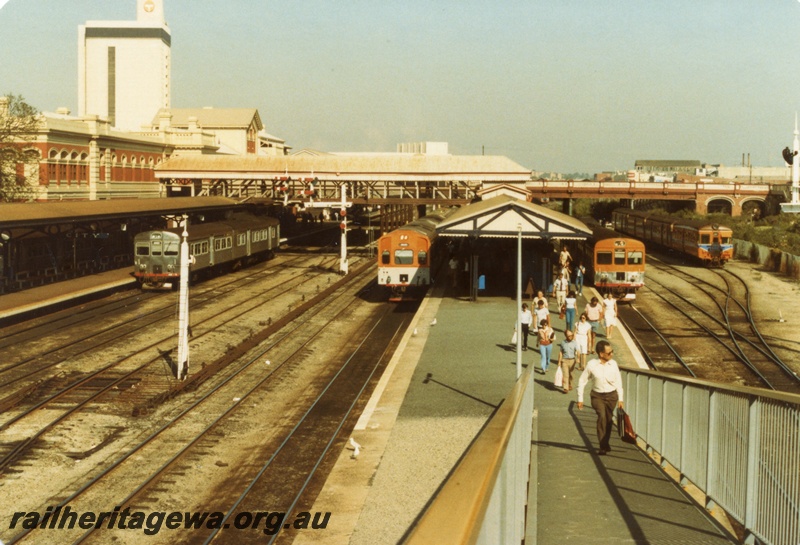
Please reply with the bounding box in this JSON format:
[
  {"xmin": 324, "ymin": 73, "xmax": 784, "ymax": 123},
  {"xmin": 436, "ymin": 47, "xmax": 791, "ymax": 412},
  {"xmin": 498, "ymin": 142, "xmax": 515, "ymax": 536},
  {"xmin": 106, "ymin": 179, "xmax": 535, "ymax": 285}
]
[
  {"xmin": 176, "ymin": 215, "xmax": 190, "ymax": 380},
  {"xmin": 340, "ymin": 184, "xmax": 349, "ymax": 275},
  {"xmin": 781, "ymin": 116, "xmax": 800, "ymax": 214}
]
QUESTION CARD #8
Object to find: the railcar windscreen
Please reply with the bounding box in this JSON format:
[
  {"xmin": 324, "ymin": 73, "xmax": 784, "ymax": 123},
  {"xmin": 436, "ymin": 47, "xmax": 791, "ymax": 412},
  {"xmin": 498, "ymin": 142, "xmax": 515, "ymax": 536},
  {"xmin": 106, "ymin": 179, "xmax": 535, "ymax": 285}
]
[{"xmin": 394, "ymin": 249, "xmax": 414, "ymax": 264}]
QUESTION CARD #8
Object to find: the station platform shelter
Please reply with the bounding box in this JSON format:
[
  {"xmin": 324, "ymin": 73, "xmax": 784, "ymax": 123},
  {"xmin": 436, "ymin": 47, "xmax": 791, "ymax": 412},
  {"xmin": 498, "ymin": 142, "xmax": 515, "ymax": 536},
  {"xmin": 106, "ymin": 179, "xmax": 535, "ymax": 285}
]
[{"xmin": 300, "ymin": 196, "xmax": 798, "ymax": 545}]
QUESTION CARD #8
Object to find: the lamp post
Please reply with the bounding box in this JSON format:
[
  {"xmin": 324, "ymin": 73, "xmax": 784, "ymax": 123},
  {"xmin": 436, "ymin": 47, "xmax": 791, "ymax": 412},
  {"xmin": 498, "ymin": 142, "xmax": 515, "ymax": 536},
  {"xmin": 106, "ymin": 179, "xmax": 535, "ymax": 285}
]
[{"xmin": 516, "ymin": 223, "xmax": 522, "ymax": 379}]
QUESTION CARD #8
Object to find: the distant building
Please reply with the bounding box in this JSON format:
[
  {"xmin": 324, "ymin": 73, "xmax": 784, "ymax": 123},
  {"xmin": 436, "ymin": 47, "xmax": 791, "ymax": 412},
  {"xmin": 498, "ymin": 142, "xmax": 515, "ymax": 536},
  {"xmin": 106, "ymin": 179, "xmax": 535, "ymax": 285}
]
[
  {"xmin": 396, "ymin": 142, "xmax": 449, "ymax": 155},
  {"xmin": 2, "ymin": 103, "xmax": 221, "ymax": 201},
  {"xmin": 634, "ymin": 160, "xmax": 702, "ymax": 175},
  {"xmin": 711, "ymin": 165, "xmax": 789, "ymax": 184},
  {"xmin": 78, "ymin": 0, "xmax": 171, "ymax": 131},
  {"xmin": 150, "ymin": 108, "xmax": 290, "ymax": 156}
]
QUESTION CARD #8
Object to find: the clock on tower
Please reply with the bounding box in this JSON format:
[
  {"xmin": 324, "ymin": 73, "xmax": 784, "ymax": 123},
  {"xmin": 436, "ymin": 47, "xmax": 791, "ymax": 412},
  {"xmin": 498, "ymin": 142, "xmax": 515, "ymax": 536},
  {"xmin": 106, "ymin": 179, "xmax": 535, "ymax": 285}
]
[{"xmin": 137, "ymin": 0, "xmax": 164, "ymax": 23}]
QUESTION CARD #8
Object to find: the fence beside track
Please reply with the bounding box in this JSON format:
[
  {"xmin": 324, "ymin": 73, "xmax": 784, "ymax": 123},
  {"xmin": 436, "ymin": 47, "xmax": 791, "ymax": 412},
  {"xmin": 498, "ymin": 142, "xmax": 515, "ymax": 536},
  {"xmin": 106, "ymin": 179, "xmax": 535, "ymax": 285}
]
[{"xmin": 733, "ymin": 239, "xmax": 800, "ymax": 280}]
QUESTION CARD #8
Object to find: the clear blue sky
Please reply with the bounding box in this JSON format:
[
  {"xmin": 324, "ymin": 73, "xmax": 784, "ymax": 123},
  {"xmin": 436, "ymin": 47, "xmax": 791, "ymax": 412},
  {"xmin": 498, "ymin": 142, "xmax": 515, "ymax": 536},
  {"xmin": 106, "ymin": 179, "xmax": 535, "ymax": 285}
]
[{"xmin": 2, "ymin": 0, "xmax": 800, "ymax": 174}]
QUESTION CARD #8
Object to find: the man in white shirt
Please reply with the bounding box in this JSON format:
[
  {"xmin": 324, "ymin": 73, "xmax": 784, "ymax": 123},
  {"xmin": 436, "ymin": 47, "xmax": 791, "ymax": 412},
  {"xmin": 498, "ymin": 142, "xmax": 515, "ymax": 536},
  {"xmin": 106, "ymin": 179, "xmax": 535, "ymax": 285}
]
[{"xmin": 577, "ymin": 340, "xmax": 624, "ymax": 455}]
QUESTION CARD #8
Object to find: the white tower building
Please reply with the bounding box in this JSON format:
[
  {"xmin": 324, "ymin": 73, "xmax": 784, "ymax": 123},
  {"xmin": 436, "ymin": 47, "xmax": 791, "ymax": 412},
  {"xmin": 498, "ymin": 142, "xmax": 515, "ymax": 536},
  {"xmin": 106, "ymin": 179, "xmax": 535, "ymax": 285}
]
[{"xmin": 78, "ymin": 0, "xmax": 171, "ymax": 131}]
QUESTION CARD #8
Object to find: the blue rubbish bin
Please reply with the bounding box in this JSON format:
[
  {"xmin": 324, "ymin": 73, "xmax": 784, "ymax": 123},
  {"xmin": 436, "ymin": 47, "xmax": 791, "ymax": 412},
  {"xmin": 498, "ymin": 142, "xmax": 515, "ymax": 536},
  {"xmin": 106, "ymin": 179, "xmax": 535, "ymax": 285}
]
[{"xmin": 478, "ymin": 275, "xmax": 486, "ymax": 291}]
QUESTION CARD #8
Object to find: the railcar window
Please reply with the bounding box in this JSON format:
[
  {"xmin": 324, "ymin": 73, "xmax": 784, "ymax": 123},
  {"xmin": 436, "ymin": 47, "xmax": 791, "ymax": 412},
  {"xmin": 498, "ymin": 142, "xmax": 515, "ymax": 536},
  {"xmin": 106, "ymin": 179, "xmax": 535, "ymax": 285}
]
[
  {"xmin": 237, "ymin": 234, "xmax": 247, "ymax": 246},
  {"xmin": 597, "ymin": 251, "xmax": 612, "ymax": 265},
  {"xmin": 151, "ymin": 241, "xmax": 162, "ymax": 256},
  {"xmin": 700, "ymin": 234, "xmax": 711, "ymax": 244},
  {"xmin": 394, "ymin": 249, "xmax": 414, "ymax": 265},
  {"xmin": 614, "ymin": 250, "xmax": 625, "ymax": 265},
  {"xmin": 418, "ymin": 250, "xmax": 428, "ymax": 265},
  {"xmin": 191, "ymin": 241, "xmax": 209, "ymax": 255},
  {"xmin": 214, "ymin": 237, "xmax": 233, "ymax": 251},
  {"xmin": 721, "ymin": 235, "xmax": 731, "ymax": 244},
  {"xmin": 135, "ymin": 245, "xmax": 150, "ymax": 256},
  {"xmin": 381, "ymin": 250, "xmax": 390, "ymax": 265},
  {"xmin": 628, "ymin": 250, "xmax": 643, "ymax": 265}
]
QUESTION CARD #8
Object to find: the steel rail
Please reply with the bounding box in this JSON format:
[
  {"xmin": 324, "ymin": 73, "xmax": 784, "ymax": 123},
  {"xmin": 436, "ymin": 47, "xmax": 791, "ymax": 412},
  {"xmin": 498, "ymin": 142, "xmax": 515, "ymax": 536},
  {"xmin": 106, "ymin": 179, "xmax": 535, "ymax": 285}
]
[{"xmin": 5, "ymin": 261, "xmax": 374, "ymax": 545}]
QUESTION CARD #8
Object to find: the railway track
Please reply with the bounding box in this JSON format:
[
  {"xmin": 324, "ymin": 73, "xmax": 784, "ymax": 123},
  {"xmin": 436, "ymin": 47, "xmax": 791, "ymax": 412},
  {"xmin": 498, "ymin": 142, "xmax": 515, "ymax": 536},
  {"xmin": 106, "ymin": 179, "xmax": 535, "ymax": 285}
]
[
  {"xmin": 621, "ymin": 257, "xmax": 800, "ymax": 393},
  {"xmin": 0, "ymin": 254, "xmax": 362, "ymax": 480},
  {"xmin": 0, "ymin": 254, "xmax": 312, "ymax": 394},
  {"xmin": 3, "ymin": 259, "xmax": 391, "ymax": 545}
]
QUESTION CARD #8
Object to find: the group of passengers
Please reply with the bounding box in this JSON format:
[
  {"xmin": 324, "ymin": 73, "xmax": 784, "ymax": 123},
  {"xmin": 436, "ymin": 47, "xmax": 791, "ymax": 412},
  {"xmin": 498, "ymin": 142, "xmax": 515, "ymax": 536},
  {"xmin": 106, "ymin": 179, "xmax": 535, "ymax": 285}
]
[{"xmin": 517, "ymin": 246, "xmax": 619, "ymax": 396}]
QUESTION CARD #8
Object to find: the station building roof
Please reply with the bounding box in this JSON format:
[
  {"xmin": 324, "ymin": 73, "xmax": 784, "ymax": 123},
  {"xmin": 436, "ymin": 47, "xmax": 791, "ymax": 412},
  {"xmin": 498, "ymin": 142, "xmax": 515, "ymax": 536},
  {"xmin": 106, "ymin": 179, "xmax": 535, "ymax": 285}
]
[
  {"xmin": 155, "ymin": 153, "xmax": 532, "ymax": 183},
  {"xmin": 0, "ymin": 197, "xmax": 241, "ymax": 229},
  {"xmin": 152, "ymin": 108, "xmax": 263, "ymax": 131},
  {"xmin": 437, "ymin": 195, "xmax": 591, "ymax": 239}
]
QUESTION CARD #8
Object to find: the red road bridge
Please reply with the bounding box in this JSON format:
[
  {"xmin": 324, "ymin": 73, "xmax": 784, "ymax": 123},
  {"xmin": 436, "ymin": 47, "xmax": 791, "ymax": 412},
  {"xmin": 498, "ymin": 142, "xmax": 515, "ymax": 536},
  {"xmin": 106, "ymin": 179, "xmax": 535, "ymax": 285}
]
[{"xmin": 528, "ymin": 178, "xmax": 783, "ymax": 215}]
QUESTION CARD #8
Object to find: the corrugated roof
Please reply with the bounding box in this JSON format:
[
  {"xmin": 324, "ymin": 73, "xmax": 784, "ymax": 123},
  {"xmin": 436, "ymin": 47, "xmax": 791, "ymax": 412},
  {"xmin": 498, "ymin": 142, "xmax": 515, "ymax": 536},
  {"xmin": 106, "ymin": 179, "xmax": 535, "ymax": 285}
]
[
  {"xmin": 156, "ymin": 153, "xmax": 531, "ymax": 178},
  {"xmin": 152, "ymin": 108, "xmax": 263, "ymax": 131},
  {"xmin": 0, "ymin": 197, "xmax": 241, "ymax": 227}
]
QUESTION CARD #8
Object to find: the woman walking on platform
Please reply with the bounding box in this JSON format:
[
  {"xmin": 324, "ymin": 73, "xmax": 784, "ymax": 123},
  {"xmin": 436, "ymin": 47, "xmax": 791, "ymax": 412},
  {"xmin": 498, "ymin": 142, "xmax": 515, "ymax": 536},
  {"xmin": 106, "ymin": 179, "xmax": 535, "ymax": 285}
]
[
  {"xmin": 603, "ymin": 292, "xmax": 618, "ymax": 338},
  {"xmin": 574, "ymin": 312, "xmax": 592, "ymax": 370},
  {"xmin": 537, "ymin": 319, "xmax": 555, "ymax": 373},
  {"xmin": 564, "ymin": 290, "xmax": 577, "ymax": 332}
]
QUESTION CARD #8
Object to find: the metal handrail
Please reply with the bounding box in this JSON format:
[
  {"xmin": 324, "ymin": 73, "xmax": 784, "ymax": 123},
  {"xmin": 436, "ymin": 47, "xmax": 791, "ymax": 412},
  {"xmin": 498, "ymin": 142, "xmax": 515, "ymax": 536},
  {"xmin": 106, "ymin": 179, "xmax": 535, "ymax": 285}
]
[{"xmin": 622, "ymin": 366, "xmax": 800, "ymax": 545}]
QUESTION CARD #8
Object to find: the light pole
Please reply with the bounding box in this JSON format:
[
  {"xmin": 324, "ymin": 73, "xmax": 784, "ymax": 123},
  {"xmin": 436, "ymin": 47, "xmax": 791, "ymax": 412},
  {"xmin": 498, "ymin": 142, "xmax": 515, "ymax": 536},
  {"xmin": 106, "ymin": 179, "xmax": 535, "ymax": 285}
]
[{"xmin": 516, "ymin": 224, "xmax": 522, "ymax": 379}]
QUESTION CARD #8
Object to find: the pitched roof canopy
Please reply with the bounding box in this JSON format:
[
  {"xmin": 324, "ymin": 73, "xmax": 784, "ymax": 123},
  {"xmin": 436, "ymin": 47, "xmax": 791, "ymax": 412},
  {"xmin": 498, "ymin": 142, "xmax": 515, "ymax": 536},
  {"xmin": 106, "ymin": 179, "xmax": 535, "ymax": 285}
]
[
  {"xmin": 437, "ymin": 195, "xmax": 591, "ymax": 239},
  {"xmin": 153, "ymin": 108, "xmax": 263, "ymax": 131},
  {"xmin": 156, "ymin": 154, "xmax": 531, "ymax": 182}
]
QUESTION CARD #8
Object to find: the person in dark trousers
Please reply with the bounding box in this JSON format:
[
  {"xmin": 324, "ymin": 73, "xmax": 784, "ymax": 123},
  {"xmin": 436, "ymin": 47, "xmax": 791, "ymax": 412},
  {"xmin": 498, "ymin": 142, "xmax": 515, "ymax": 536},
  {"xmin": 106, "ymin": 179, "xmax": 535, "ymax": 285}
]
[
  {"xmin": 519, "ymin": 303, "xmax": 533, "ymax": 351},
  {"xmin": 576, "ymin": 339, "xmax": 624, "ymax": 455}
]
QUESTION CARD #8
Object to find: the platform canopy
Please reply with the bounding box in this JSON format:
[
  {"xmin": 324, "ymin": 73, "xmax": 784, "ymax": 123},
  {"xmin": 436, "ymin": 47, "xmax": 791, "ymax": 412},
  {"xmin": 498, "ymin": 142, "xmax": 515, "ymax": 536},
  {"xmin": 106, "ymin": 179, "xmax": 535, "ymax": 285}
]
[{"xmin": 436, "ymin": 195, "xmax": 591, "ymax": 240}]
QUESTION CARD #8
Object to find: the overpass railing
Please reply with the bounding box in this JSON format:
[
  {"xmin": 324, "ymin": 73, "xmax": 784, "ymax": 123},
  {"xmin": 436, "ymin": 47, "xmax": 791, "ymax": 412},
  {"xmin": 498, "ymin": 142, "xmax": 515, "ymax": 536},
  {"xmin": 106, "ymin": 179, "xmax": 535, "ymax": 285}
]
[
  {"xmin": 623, "ymin": 367, "xmax": 800, "ymax": 545},
  {"xmin": 402, "ymin": 368, "xmax": 534, "ymax": 545}
]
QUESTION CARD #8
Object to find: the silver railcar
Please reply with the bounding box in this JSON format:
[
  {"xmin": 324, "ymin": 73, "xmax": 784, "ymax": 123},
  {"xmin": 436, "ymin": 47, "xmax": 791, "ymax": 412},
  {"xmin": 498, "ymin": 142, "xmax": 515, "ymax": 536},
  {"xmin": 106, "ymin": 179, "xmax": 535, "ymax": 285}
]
[{"xmin": 133, "ymin": 214, "xmax": 280, "ymax": 288}]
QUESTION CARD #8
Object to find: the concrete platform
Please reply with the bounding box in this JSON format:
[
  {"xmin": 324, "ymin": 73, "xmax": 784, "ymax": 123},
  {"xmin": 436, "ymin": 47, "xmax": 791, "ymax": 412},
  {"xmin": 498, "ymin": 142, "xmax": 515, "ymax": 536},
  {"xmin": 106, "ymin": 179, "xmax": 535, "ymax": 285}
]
[
  {"xmin": 0, "ymin": 268, "xmax": 136, "ymax": 323},
  {"xmin": 298, "ymin": 287, "xmax": 737, "ymax": 545}
]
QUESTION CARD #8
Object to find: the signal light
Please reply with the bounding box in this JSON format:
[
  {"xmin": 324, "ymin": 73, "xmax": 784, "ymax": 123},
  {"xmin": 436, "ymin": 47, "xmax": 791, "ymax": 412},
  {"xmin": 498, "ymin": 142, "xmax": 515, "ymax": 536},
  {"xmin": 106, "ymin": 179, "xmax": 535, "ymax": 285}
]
[
  {"xmin": 340, "ymin": 222, "xmax": 346, "ymax": 230},
  {"xmin": 782, "ymin": 146, "xmax": 797, "ymax": 165}
]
